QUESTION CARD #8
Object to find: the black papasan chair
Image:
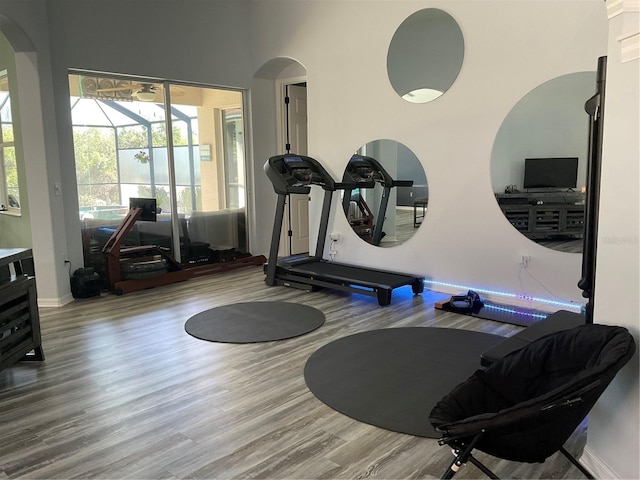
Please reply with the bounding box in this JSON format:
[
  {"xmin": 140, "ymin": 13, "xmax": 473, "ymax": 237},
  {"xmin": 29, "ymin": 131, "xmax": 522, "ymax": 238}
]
[{"xmin": 429, "ymin": 324, "xmax": 636, "ymax": 479}]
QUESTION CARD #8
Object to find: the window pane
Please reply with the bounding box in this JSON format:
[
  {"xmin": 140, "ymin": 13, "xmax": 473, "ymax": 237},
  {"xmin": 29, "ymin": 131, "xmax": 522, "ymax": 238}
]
[
  {"xmin": 172, "ymin": 120, "xmax": 188, "ymax": 146},
  {"xmin": 223, "ymin": 108, "xmax": 245, "ymax": 209},
  {"xmin": 1, "ymin": 124, "xmax": 13, "ymax": 142},
  {"xmin": 0, "ymin": 93, "xmax": 12, "ymax": 124},
  {"xmin": 78, "ymin": 184, "xmax": 122, "ymax": 218},
  {"xmin": 120, "ymin": 148, "xmax": 154, "ymax": 184},
  {"xmin": 4, "ymin": 145, "xmax": 17, "ymax": 187},
  {"xmin": 151, "ymin": 123, "xmax": 168, "ymax": 147},
  {"xmin": 118, "ymin": 125, "xmax": 149, "ymax": 149},
  {"xmin": 73, "ymin": 127, "xmax": 118, "ymax": 197},
  {"xmin": 3, "ymin": 145, "xmax": 19, "ymax": 207},
  {"xmin": 70, "ymin": 98, "xmax": 115, "ymax": 127},
  {"xmin": 1, "ymin": 69, "xmax": 20, "ymax": 211}
]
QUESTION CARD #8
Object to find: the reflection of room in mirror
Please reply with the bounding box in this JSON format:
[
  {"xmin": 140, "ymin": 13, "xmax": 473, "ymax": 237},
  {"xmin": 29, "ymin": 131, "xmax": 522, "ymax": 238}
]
[
  {"xmin": 536, "ymin": 237, "xmax": 583, "ymax": 254},
  {"xmin": 394, "ymin": 209, "xmax": 418, "ymax": 246},
  {"xmin": 490, "ymin": 72, "xmax": 597, "ymax": 254},
  {"xmin": 402, "ymin": 88, "xmax": 443, "ymax": 103},
  {"xmin": 343, "ymin": 140, "xmax": 428, "ymax": 248},
  {"xmin": 387, "ymin": 8, "xmax": 464, "ymax": 104}
]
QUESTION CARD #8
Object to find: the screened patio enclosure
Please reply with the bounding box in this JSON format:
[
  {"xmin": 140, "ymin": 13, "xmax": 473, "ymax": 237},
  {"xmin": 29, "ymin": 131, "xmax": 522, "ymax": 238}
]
[{"xmin": 68, "ymin": 73, "xmax": 248, "ymax": 278}]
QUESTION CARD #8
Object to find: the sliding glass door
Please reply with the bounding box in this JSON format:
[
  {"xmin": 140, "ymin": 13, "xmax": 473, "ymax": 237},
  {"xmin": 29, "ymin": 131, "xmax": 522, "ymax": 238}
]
[{"xmin": 69, "ymin": 73, "xmax": 248, "ymax": 277}]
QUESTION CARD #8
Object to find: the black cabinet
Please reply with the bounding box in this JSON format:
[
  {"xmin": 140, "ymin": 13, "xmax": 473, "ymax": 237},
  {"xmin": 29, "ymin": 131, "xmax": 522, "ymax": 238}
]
[
  {"xmin": 0, "ymin": 248, "xmax": 44, "ymax": 371},
  {"xmin": 496, "ymin": 192, "xmax": 585, "ymax": 239}
]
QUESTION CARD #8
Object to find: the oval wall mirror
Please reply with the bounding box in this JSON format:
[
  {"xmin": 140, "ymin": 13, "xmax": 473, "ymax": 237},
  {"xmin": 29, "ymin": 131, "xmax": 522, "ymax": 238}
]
[
  {"xmin": 387, "ymin": 8, "xmax": 464, "ymax": 103},
  {"xmin": 490, "ymin": 72, "xmax": 596, "ymax": 254},
  {"xmin": 342, "ymin": 140, "xmax": 428, "ymax": 247}
]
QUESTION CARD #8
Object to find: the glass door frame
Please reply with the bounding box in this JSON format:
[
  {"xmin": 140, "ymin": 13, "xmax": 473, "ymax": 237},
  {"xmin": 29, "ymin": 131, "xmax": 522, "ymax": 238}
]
[{"xmin": 69, "ymin": 69, "xmax": 251, "ymax": 266}]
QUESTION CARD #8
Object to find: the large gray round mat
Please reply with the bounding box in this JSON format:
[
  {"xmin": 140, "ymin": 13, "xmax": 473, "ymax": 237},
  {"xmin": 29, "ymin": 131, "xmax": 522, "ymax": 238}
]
[
  {"xmin": 304, "ymin": 327, "xmax": 504, "ymax": 438},
  {"xmin": 185, "ymin": 301, "xmax": 325, "ymax": 343}
]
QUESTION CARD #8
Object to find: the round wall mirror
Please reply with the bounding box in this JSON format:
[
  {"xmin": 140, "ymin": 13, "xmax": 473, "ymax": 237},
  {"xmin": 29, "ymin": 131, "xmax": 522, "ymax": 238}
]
[
  {"xmin": 342, "ymin": 140, "xmax": 428, "ymax": 247},
  {"xmin": 491, "ymin": 72, "xmax": 596, "ymax": 253},
  {"xmin": 387, "ymin": 8, "xmax": 464, "ymax": 103}
]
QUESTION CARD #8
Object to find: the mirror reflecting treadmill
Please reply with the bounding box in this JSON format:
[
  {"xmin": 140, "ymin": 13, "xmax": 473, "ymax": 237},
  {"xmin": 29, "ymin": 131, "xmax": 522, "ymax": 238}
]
[
  {"xmin": 342, "ymin": 154, "xmax": 413, "ymax": 246},
  {"xmin": 264, "ymin": 154, "xmax": 424, "ymax": 306}
]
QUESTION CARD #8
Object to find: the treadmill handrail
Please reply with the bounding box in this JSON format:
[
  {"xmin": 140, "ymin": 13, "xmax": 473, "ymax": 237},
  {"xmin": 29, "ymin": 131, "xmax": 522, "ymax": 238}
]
[
  {"xmin": 392, "ymin": 179, "xmax": 414, "ymax": 188},
  {"xmin": 335, "ymin": 181, "xmax": 372, "ymax": 190}
]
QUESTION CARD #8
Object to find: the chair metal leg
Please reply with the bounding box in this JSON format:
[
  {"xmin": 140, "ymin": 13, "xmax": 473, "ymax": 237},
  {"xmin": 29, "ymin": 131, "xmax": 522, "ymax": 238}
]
[
  {"xmin": 441, "ymin": 461, "xmax": 458, "ymax": 480},
  {"xmin": 468, "ymin": 454, "xmax": 500, "ymax": 479},
  {"xmin": 442, "ymin": 445, "xmax": 595, "ymax": 480},
  {"xmin": 440, "ymin": 432, "xmax": 486, "ymax": 480},
  {"xmin": 559, "ymin": 447, "xmax": 595, "ymax": 479}
]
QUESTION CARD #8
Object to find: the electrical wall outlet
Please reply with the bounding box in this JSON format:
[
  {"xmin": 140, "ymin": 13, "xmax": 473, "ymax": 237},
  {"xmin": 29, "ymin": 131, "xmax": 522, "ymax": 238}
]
[{"xmin": 329, "ymin": 234, "xmax": 339, "ymax": 254}]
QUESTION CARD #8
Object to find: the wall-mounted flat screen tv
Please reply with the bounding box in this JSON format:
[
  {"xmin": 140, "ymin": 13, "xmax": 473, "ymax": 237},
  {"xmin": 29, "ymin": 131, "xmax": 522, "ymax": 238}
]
[
  {"xmin": 523, "ymin": 157, "xmax": 579, "ymax": 189},
  {"xmin": 129, "ymin": 197, "xmax": 157, "ymax": 222}
]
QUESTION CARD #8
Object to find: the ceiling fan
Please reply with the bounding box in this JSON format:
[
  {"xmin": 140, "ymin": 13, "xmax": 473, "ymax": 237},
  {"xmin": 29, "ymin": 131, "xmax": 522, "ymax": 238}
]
[{"xmin": 81, "ymin": 76, "xmax": 184, "ymax": 101}]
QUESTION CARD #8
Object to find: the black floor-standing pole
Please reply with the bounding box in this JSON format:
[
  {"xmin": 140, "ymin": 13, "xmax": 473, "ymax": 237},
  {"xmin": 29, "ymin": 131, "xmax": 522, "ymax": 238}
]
[{"xmin": 578, "ymin": 56, "xmax": 607, "ymax": 325}]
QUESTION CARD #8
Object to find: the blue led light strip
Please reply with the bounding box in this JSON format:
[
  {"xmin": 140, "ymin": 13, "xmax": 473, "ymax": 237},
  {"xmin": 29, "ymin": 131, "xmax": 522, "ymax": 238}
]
[
  {"xmin": 482, "ymin": 303, "xmax": 548, "ymax": 319},
  {"xmin": 425, "ymin": 279, "xmax": 583, "ymax": 311}
]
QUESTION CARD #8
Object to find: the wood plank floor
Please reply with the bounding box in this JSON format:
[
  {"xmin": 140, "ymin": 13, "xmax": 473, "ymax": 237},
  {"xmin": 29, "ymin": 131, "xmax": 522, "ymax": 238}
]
[{"xmin": 0, "ymin": 267, "xmax": 588, "ymax": 479}]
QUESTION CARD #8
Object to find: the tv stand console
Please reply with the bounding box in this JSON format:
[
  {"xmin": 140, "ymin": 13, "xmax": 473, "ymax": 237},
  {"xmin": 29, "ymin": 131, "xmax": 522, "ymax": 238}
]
[
  {"xmin": 495, "ymin": 190, "xmax": 585, "ymax": 239},
  {"xmin": 1, "ymin": 248, "xmax": 44, "ymax": 372}
]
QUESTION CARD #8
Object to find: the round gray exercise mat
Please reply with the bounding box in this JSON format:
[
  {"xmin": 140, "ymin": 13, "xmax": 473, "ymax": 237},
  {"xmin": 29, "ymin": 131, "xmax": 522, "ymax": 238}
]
[
  {"xmin": 185, "ymin": 301, "xmax": 325, "ymax": 343},
  {"xmin": 304, "ymin": 327, "xmax": 504, "ymax": 438}
]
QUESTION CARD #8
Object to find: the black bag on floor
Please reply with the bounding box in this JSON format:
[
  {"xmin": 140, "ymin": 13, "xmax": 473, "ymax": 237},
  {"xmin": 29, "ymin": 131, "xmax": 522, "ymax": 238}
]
[
  {"xmin": 449, "ymin": 290, "xmax": 484, "ymax": 312},
  {"xmin": 70, "ymin": 267, "xmax": 103, "ymax": 298}
]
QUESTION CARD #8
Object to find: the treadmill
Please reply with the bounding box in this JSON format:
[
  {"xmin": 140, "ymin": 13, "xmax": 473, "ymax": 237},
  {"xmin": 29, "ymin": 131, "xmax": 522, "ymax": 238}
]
[
  {"xmin": 264, "ymin": 153, "xmax": 424, "ymax": 306},
  {"xmin": 341, "ymin": 154, "xmax": 414, "ymax": 246}
]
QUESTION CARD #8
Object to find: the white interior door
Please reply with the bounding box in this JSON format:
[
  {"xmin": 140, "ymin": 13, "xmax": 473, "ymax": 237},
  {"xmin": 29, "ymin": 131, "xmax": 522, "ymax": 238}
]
[
  {"xmin": 281, "ymin": 83, "xmax": 309, "ymax": 256},
  {"xmin": 288, "ymin": 84, "xmax": 308, "ymax": 155}
]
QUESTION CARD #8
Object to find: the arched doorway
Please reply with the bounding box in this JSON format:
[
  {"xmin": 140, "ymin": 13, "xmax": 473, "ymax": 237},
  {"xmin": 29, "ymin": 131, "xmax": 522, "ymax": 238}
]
[
  {"xmin": 1, "ymin": 14, "xmax": 72, "ymax": 305},
  {"xmin": 254, "ymin": 58, "xmax": 308, "ymax": 256}
]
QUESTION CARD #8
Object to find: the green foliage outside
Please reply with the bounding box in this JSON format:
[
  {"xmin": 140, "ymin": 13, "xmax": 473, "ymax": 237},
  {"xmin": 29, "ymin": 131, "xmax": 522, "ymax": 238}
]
[
  {"xmin": 73, "ymin": 127, "xmax": 119, "ymax": 207},
  {"xmin": 1, "ymin": 124, "xmax": 19, "ymax": 204},
  {"xmin": 74, "ymin": 121, "xmax": 194, "ymax": 212},
  {"xmin": 117, "ymin": 123, "xmax": 188, "ymax": 149}
]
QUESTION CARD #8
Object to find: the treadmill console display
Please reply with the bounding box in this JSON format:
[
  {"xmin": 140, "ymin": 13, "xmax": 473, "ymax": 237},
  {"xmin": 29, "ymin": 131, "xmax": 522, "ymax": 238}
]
[
  {"xmin": 348, "ymin": 159, "xmax": 375, "ymax": 182},
  {"xmin": 284, "ymin": 156, "xmax": 304, "ymax": 164},
  {"xmin": 344, "ymin": 155, "xmax": 390, "ymax": 186},
  {"xmin": 265, "ymin": 154, "xmax": 336, "ymax": 194}
]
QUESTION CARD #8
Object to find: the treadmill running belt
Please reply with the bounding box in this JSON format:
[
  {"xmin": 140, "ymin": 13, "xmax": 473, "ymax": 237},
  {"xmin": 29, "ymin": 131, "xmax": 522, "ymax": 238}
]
[{"xmin": 288, "ymin": 260, "xmax": 417, "ymax": 288}]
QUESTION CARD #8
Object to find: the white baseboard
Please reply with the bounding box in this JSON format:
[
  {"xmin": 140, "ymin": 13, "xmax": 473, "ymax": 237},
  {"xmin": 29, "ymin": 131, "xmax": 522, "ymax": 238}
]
[
  {"xmin": 581, "ymin": 446, "xmax": 621, "ymax": 480},
  {"xmin": 38, "ymin": 293, "xmax": 74, "ymax": 308}
]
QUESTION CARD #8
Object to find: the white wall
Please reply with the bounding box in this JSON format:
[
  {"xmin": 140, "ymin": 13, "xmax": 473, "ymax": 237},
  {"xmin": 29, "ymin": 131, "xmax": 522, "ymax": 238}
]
[
  {"xmin": 583, "ymin": 3, "xmax": 639, "ymax": 479},
  {"xmin": 249, "ymin": 0, "xmax": 608, "ymax": 311}
]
